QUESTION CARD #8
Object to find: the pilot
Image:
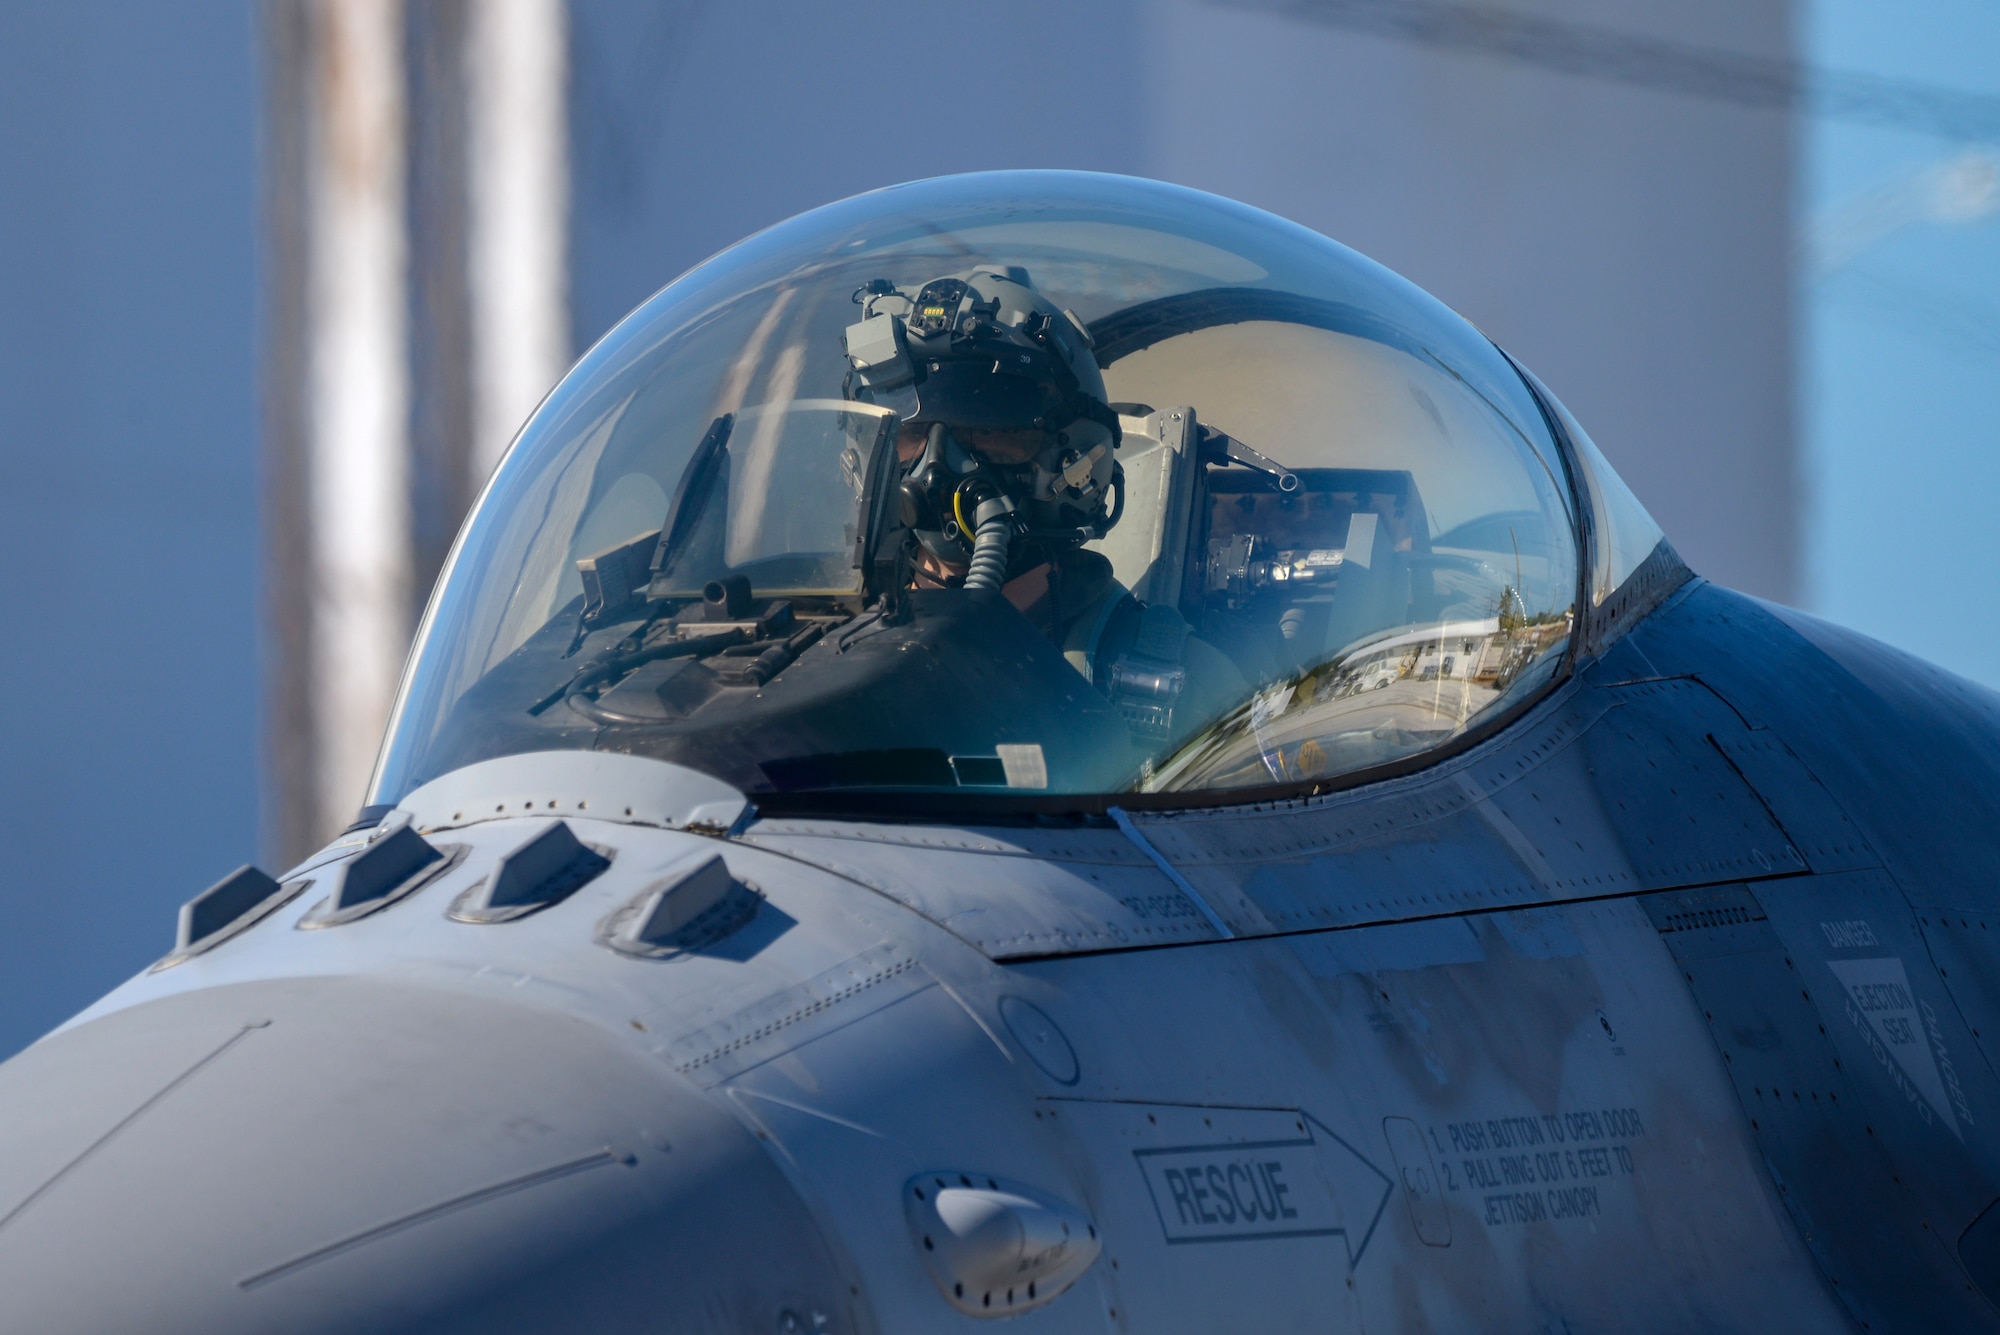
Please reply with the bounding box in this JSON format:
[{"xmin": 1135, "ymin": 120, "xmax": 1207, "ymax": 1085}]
[{"xmin": 843, "ymin": 267, "xmax": 1244, "ymax": 746}]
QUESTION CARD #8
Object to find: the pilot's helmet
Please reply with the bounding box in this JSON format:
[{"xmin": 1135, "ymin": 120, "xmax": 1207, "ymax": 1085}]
[{"xmin": 841, "ymin": 267, "xmax": 1122, "ymax": 571}]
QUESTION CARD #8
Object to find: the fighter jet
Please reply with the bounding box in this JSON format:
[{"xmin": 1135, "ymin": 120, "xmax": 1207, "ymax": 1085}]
[{"xmin": 3, "ymin": 170, "xmax": 1996, "ymax": 1333}]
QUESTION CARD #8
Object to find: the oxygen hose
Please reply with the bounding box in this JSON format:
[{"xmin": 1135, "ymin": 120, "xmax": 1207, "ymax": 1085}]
[{"xmin": 962, "ymin": 493, "xmax": 1015, "ymax": 592}]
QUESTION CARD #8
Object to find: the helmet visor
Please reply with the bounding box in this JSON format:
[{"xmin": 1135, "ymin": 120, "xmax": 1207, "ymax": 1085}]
[{"xmin": 913, "ymin": 360, "xmax": 1074, "ymax": 433}]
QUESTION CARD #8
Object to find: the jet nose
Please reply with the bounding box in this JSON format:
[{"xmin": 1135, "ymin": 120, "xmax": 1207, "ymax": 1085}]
[{"xmin": 0, "ymin": 976, "xmax": 852, "ymax": 1334}]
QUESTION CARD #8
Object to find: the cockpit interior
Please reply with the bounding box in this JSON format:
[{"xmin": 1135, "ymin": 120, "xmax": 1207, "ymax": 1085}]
[{"xmin": 365, "ymin": 174, "xmax": 1661, "ymax": 814}]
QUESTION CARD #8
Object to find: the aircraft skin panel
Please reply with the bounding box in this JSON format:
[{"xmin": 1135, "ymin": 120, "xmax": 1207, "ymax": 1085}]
[
  {"xmin": 988, "ymin": 898, "xmax": 1851, "ymax": 1332},
  {"xmin": 651, "ymin": 883, "xmax": 1847, "ymax": 1330},
  {"xmin": 1177, "ymin": 676, "xmax": 1808, "ymax": 935},
  {"xmin": 738, "ymin": 820, "xmax": 1226, "ymax": 957},
  {"xmin": 749, "ymin": 635, "xmax": 1813, "ymax": 957},
  {"xmin": 1917, "ymin": 912, "xmax": 2000, "ymax": 1088},
  {"xmin": 726, "ymin": 578, "xmax": 2000, "ymax": 1327},
  {"xmin": 723, "ymin": 984, "xmax": 1116, "ymax": 1334},
  {"xmin": 1628, "ymin": 582, "xmax": 2000, "ymax": 910},
  {"xmin": 1702, "ymin": 728, "xmax": 1882, "ymax": 876},
  {"xmin": 1036, "ymin": 1100, "xmax": 1375, "ymax": 1332},
  {"xmin": 1648, "ymin": 874, "xmax": 1998, "ymax": 1330},
  {"xmin": 11, "ymin": 587, "xmax": 2000, "ymax": 1328},
  {"xmin": 0, "ymin": 975, "xmax": 859, "ymax": 1334}
]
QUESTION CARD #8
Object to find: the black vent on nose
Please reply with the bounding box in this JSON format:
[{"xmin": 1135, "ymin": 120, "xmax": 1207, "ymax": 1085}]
[
  {"xmin": 450, "ymin": 821, "xmax": 611, "ymax": 924},
  {"xmin": 333, "ymin": 824, "xmax": 444, "ymax": 913},
  {"xmin": 176, "ymin": 866, "xmax": 283, "ymax": 953},
  {"xmin": 600, "ymin": 853, "xmax": 761, "ymax": 958}
]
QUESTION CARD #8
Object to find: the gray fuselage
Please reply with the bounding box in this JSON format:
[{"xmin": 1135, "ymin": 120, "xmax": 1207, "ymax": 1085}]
[{"xmin": 2, "ymin": 577, "xmax": 1997, "ymax": 1333}]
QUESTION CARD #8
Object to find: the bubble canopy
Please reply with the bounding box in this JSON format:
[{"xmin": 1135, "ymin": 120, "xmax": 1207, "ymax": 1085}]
[{"xmin": 369, "ymin": 172, "xmax": 1585, "ymax": 814}]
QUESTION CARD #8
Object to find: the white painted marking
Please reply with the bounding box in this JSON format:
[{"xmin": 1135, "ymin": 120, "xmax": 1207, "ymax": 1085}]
[
  {"xmin": 1828, "ymin": 956, "xmax": 1961, "ymax": 1137},
  {"xmin": 996, "ymin": 743, "xmax": 1048, "ymax": 790}
]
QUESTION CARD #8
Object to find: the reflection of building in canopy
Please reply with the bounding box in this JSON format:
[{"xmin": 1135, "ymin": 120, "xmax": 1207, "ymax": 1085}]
[
  {"xmin": 1151, "ymin": 609, "xmax": 1573, "ymax": 791},
  {"xmin": 1331, "ymin": 612, "xmax": 1573, "ymax": 696}
]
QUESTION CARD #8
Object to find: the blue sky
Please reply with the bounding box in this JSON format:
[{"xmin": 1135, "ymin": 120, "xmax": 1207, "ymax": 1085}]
[{"xmin": 1804, "ymin": 0, "xmax": 2000, "ymax": 684}]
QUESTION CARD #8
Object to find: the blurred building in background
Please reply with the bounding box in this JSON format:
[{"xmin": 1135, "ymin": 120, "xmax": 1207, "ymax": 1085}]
[
  {"xmin": 10, "ymin": 0, "xmax": 1994, "ymax": 1059},
  {"xmin": 263, "ymin": 0, "xmax": 572, "ymax": 866}
]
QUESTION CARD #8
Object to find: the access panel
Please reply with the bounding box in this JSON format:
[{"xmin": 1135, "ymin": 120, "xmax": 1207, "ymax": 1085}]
[
  {"xmin": 1643, "ymin": 880, "xmax": 1995, "ymax": 1331},
  {"xmin": 1015, "ymin": 900, "xmax": 1848, "ymax": 1333}
]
